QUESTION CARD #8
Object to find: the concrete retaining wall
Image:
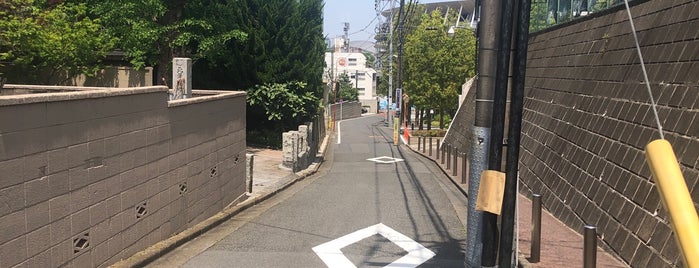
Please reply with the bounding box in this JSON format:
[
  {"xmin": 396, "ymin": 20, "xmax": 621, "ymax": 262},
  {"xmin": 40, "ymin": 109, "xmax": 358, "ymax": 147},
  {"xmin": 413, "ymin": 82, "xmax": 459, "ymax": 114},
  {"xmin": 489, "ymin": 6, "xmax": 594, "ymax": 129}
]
[
  {"xmin": 519, "ymin": 1, "xmax": 699, "ymax": 266},
  {"xmin": 443, "ymin": 80, "xmax": 477, "ymax": 153},
  {"xmin": 0, "ymin": 85, "xmax": 246, "ymax": 267},
  {"xmin": 328, "ymin": 101, "xmax": 362, "ymax": 121}
]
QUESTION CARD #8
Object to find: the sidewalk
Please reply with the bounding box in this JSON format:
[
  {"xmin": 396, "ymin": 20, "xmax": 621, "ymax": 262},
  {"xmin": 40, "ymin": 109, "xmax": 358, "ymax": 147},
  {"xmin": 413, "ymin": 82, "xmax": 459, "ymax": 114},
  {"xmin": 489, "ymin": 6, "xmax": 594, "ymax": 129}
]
[{"xmin": 405, "ymin": 135, "xmax": 628, "ymax": 268}]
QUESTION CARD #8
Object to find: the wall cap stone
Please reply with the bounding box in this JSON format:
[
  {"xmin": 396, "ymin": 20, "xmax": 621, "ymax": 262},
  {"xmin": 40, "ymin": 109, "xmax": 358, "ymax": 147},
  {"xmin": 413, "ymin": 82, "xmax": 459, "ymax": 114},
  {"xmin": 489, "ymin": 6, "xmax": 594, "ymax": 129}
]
[
  {"xmin": 167, "ymin": 90, "xmax": 246, "ymax": 107},
  {"xmin": 0, "ymin": 85, "xmax": 168, "ymax": 106}
]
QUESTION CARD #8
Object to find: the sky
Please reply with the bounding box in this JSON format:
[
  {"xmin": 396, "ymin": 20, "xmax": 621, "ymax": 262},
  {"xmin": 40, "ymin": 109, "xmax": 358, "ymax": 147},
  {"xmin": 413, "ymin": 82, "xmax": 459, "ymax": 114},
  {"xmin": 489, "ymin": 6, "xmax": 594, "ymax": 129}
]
[{"xmin": 323, "ymin": 0, "xmax": 446, "ymax": 44}]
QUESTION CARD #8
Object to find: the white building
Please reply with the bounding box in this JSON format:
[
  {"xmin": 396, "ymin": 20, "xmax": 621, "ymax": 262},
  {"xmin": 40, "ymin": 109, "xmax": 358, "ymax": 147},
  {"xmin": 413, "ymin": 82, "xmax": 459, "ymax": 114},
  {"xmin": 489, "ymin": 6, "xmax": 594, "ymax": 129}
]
[{"xmin": 325, "ymin": 47, "xmax": 378, "ymax": 112}]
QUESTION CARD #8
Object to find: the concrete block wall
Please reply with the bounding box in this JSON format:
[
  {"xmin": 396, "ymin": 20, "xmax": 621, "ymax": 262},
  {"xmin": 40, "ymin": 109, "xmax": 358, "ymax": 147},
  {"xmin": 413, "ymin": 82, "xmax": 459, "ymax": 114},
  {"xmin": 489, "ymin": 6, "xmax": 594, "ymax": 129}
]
[
  {"xmin": 0, "ymin": 85, "xmax": 246, "ymax": 267},
  {"xmin": 519, "ymin": 1, "xmax": 699, "ymax": 266},
  {"xmin": 328, "ymin": 101, "xmax": 362, "ymax": 121}
]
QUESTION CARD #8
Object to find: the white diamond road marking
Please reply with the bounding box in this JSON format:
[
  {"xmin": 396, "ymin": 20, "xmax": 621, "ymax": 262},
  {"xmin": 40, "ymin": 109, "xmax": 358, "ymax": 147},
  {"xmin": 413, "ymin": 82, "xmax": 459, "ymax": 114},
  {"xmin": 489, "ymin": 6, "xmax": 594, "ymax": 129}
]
[
  {"xmin": 367, "ymin": 156, "xmax": 405, "ymax": 164},
  {"xmin": 312, "ymin": 223, "xmax": 436, "ymax": 268}
]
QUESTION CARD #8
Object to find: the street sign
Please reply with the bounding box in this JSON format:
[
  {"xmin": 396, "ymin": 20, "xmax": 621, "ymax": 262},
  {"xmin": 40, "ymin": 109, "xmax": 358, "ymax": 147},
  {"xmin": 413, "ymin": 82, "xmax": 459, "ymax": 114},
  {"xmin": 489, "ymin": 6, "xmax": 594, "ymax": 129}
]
[{"xmin": 395, "ymin": 88, "xmax": 402, "ymax": 111}]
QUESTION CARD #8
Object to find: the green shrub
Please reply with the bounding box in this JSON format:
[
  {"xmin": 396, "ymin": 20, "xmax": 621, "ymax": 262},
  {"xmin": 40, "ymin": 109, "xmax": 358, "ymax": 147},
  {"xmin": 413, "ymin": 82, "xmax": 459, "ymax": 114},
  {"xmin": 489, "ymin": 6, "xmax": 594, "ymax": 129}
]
[
  {"xmin": 246, "ymin": 129, "xmax": 283, "ymax": 149},
  {"xmin": 412, "ymin": 129, "xmax": 447, "ymax": 137}
]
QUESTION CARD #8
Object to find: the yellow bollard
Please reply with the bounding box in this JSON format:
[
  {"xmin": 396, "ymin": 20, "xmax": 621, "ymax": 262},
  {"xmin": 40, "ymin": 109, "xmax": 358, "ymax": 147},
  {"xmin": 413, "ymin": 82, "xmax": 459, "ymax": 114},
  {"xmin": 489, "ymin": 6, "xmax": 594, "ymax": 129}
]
[{"xmin": 645, "ymin": 139, "xmax": 699, "ymax": 268}]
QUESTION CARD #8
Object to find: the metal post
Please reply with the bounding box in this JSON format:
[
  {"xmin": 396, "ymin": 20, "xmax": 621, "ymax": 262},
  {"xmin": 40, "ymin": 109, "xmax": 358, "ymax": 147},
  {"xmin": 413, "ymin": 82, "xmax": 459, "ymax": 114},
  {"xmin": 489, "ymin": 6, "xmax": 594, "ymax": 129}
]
[
  {"xmin": 584, "ymin": 225, "xmax": 597, "ymax": 268},
  {"xmin": 418, "ymin": 137, "xmax": 422, "ymax": 151},
  {"xmin": 452, "ymin": 148, "xmax": 459, "ymax": 176},
  {"xmin": 441, "ymin": 142, "xmax": 446, "ymax": 164},
  {"xmin": 447, "ymin": 144, "xmax": 452, "ymax": 169},
  {"xmin": 531, "ymin": 194, "xmax": 542, "ymax": 263},
  {"xmin": 246, "ymin": 154, "xmax": 254, "ymax": 194},
  {"xmin": 422, "ymin": 136, "xmax": 426, "ymax": 153},
  {"xmin": 461, "ymin": 152, "xmax": 468, "ymax": 184},
  {"xmin": 429, "ymin": 137, "xmax": 433, "ymax": 156},
  {"xmin": 436, "ymin": 139, "xmax": 440, "ymax": 160}
]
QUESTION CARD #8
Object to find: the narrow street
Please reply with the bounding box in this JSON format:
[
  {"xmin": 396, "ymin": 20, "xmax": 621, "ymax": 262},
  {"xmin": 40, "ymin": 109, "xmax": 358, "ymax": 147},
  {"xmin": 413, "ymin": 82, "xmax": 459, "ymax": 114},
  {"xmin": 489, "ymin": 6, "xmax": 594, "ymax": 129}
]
[{"xmin": 149, "ymin": 114, "xmax": 468, "ymax": 267}]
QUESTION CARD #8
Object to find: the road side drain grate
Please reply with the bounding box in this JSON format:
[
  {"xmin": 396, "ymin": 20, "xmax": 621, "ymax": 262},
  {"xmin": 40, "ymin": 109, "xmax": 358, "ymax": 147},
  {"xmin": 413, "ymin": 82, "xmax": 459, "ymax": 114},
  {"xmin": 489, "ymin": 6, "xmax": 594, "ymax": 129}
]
[
  {"xmin": 136, "ymin": 202, "xmax": 148, "ymax": 219},
  {"xmin": 73, "ymin": 233, "xmax": 90, "ymax": 253}
]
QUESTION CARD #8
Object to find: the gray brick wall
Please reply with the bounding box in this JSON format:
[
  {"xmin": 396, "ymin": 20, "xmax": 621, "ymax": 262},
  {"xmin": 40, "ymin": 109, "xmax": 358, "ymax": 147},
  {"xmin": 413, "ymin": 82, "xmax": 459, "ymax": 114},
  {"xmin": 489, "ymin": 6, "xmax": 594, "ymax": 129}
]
[
  {"xmin": 520, "ymin": 1, "xmax": 699, "ymax": 266},
  {"xmin": 0, "ymin": 86, "xmax": 246, "ymax": 267}
]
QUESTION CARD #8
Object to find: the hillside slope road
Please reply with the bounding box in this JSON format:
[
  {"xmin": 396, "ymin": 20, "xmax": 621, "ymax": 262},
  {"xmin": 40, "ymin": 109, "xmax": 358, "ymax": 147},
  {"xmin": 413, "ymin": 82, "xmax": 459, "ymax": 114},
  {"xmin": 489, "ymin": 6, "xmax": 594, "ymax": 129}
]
[{"xmin": 150, "ymin": 114, "xmax": 469, "ymax": 267}]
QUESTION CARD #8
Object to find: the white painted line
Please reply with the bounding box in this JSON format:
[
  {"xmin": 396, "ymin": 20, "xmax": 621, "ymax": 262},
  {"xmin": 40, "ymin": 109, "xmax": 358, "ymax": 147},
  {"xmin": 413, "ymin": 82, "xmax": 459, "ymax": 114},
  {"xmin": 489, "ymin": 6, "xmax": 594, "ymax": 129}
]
[
  {"xmin": 337, "ymin": 120, "xmax": 342, "ymax": 144},
  {"xmin": 367, "ymin": 156, "xmax": 405, "ymax": 164},
  {"xmin": 312, "ymin": 223, "xmax": 435, "ymax": 268}
]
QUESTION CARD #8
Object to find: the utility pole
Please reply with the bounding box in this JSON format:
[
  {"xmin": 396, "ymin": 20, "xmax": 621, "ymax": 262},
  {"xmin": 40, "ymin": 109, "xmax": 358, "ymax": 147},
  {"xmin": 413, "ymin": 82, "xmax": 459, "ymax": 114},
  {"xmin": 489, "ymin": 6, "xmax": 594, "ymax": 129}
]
[
  {"xmin": 387, "ymin": 0, "xmax": 394, "ymax": 127},
  {"xmin": 481, "ymin": 0, "xmax": 517, "ymax": 264},
  {"xmin": 465, "ymin": 0, "xmax": 499, "ymax": 266},
  {"xmin": 397, "ymin": 0, "xmax": 405, "ymax": 127},
  {"xmin": 343, "ymin": 22, "xmax": 350, "ymax": 52},
  {"xmin": 499, "ymin": 0, "xmax": 532, "ymax": 266}
]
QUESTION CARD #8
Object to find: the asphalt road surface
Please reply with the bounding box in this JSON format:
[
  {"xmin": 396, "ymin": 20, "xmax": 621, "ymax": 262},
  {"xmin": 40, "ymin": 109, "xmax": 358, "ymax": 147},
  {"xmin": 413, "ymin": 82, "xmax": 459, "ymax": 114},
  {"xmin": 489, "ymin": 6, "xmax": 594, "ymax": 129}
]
[{"xmin": 149, "ymin": 114, "xmax": 468, "ymax": 268}]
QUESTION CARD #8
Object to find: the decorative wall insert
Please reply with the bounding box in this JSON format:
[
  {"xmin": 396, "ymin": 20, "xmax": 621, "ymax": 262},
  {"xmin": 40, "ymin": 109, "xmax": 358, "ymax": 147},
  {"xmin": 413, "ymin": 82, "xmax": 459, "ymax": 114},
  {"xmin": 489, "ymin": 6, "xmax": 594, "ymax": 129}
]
[
  {"xmin": 73, "ymin": 233, "xmax": 90, "ymax": 254},
  {"xmin": 136, "ymin": 202, "xmax": 148, "ymax": 219}
]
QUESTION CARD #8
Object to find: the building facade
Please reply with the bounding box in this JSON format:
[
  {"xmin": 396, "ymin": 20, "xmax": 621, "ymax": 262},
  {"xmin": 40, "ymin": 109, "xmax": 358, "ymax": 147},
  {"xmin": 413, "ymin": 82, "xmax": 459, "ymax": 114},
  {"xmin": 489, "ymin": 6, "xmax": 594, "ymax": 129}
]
[{"xmin": 324, "ymin": 44, "xmax": 378, "ymax": 112}]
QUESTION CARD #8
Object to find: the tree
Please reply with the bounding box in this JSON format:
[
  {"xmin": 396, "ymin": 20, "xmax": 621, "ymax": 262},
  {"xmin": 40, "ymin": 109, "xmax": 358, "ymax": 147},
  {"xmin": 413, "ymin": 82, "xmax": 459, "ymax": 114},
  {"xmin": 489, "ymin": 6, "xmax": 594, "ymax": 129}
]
[
  {"xmin": 530, "ymin": 0, "xmax": 551, "ymax": 32},
  {"xmin": 403, "ymin": 9, "xmax": 476, "ymax": 128},
  {"xmin": 374, "ymin": 0, "xmax": 424, "ymax": 99},
  {"xmin": 203, "ymin": 0, "xmax": 325, "ymax": 130},
  {"xmin": 86, "ymin": 0, "xmax": 247, "ymax": 81},
  {"xmin": 334, "ymin": 72, "xmax": 358, "ymax": 103},
  {"xmin": 247, "ymin": 81, "xmax": 319, "ymax": 121},
  {"xmin": 0, "ymin": 0, "xmax": 115, "ymax": 84}
]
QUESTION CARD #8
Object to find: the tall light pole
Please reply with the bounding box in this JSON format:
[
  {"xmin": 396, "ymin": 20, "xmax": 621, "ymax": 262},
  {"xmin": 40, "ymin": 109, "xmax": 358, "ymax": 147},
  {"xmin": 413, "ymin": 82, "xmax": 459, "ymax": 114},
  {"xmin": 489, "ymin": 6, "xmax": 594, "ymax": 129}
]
[
  {"xmin": 397, "ymin": 0, "xmax": 405, "ymax": 126},
  {"xmin": 386, "ymin": 0, "xmax": 395, "ymax": 127}
]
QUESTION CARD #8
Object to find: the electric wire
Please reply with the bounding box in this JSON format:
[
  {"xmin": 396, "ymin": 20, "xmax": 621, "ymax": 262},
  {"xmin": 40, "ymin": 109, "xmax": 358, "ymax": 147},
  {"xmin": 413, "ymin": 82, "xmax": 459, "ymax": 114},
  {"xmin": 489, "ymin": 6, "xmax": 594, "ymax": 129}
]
[
  {"xmin": 346, "ymin": 0, "xmax": 391, "ymax": 38},
  {"xmin": 623, "ymin": 0, "xmax": 664, "ymax": 140}
]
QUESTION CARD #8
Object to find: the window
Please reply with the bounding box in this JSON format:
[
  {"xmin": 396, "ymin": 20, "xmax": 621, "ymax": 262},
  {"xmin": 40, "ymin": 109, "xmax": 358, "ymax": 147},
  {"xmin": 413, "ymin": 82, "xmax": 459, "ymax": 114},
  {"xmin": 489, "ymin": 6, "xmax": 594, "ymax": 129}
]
[
  {"xmin": 530, "ymin": 0, "xmax": 631, "ymax": 32},
  {"xmin": 350, "ymin": 72, "xmax": 366, "ymax": 80}
]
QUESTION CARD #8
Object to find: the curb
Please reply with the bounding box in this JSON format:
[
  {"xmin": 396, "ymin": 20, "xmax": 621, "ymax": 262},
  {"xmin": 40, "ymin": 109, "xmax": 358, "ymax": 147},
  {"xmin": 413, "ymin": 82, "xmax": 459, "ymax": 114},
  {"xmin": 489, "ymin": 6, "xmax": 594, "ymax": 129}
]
[
  {"xmin": 401, "ymin": 137, "xmax": 468, "ymax": 198},
  {"xmin": 112, "ymin": 134, "xmax": 331, "ymax": 267}
]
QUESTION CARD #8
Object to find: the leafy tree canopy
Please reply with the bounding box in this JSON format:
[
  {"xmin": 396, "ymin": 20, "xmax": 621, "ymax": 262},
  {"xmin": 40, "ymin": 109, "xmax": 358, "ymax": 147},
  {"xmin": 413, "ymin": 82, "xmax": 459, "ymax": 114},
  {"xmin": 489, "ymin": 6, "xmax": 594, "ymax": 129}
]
[
  {"xmin": 403, "ymin": 9, "xmax": 476, "ymax": 128},
  {"xmin": 85, "ymin": 0, "xmax": 248, "ymax": 80},
  {"xmin": 333, "ymin": 72, "xmax": 358, "ymax": 103},
  {"xmin": 247, "ymin": 81, "xmax": 319, "ymax": 121},
  {"xmin": 0, "ymin": 0, "xmax": 115, "ymax": 83}
]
